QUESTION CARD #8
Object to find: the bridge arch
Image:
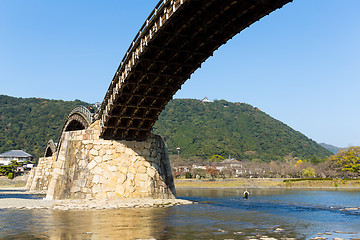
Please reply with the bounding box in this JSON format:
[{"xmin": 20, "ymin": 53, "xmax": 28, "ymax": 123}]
[
  {"xmin": 44, "ymin": 139, "xmax": 57, "ymax": 157},
  {"xmin": 98, "ymin": 0, "xmax": 293, "ymax": 141},
  {"xmin": 53, "ymin": 106, "xmax": 94, "ymax": 155},
  {"xmin": 63, "ymin": 106, "xmax": 94, "ymax": 132}
]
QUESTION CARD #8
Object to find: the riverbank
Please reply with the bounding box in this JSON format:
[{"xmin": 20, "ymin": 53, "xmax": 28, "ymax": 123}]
[
  {"xmin": 1, "ymin": 177, "xmax": 359, "ymax": 210},
  {"xmin": 0, "ymin": 175, "xmax": 27, "ymax": 187},
  {"xmin": 0, "ymin": 187, "xmax": 193, "ymax": 210},
  {"xmin": 174, "ymin": 178, "xmax": 360, "ymax": 189}
]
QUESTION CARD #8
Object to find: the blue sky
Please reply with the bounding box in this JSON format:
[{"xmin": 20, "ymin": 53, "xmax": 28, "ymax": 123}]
[{"xmin": 1, "ymin": 0, "xmax": 359, "ymax": 148}]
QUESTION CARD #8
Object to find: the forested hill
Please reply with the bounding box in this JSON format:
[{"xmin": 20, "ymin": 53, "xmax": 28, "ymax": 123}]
[
  {"xmin": 0, "ymin": 95, "xmax": 331, "ymax": 161},
  {"xmin": 0, "ymin": 95, "xmax": 89, "ymax": 159},
  {"xmin": 152, "ymin": 99, "xmax": 331, "ymax": 161}
]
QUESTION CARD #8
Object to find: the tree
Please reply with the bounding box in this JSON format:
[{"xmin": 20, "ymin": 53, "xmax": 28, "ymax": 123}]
[
  {"xmin": 329, "ymin": 146, "xmax": 360, "ymax": 175},
  {"xmin": 209, "ymin": 155, "xmax": 225, "ymax": 162},
  {"xmin": 301, "ymin": 167, "xmax": 315, "ymax": 178},
  {"xmin": 205, "ymin": 165, "xmax": 219, "ymax": 179},
  {"xmin": 0, "ymin": 160, "xmax": 21, "ymax": 177}
]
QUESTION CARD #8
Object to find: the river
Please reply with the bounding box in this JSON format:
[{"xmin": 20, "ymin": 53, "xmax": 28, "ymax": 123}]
[{"xmin": 0, "ymin": 188, "xmax": 359, "ymax": 239}]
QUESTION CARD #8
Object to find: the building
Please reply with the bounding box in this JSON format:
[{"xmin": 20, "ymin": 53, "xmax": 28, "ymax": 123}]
[
  {"xmin": 0, "ymin": 150, "xmax": 34, "ymax": 166},
  {"xmin": 201, "ymin": 97, "xmax": 211, "ymax": 103}
]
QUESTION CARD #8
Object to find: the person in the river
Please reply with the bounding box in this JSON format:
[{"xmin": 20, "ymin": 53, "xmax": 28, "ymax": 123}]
[{"xmin": 243, "ymin": 189, "xmax": 249, "ymax": 199}]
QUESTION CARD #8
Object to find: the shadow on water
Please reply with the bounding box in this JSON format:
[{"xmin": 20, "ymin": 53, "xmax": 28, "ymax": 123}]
[
  {"xmin": 0, "ymin": 189, "xmax": 26, "ymax": 193},
  {"xmin": 0, "ymin": 190, "xmax": 43, "ymax": 200}
]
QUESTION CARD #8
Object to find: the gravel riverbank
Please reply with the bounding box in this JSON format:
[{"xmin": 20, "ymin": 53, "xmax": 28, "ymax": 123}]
[{"xmin": 0, "ymin": 187, "xmax": 193, "ymax": 210}]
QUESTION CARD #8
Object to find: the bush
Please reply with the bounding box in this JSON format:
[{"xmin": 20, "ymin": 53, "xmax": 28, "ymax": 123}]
[
  {"xmin": 283, "ymin": 178, "xmax": 333, "ymax": 182},
  {"xmin": 185, "ymin": 172, "xmax": 192, "ymax": 179},
  {"xmin": 8, "ymin": 172, "xmax": 14, "ymax": 179},
  {"xmin": 301, "ymin": 167, "xmax": 315, "ymax": 178}
]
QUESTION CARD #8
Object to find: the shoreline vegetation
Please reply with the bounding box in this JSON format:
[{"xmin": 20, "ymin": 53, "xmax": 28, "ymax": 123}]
[
  {"xmin": 174, "ymin": 178, "xmax": 360, "ymax": 189},
  {"xmin": 2, "ymin": 176, "xmax": 360, "ymax": 190}
]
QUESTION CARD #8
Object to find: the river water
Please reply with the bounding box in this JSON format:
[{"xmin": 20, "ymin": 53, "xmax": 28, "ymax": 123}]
[{"xmin": 0, "ymin": 188, "xmax": 359, "ymax": 240}]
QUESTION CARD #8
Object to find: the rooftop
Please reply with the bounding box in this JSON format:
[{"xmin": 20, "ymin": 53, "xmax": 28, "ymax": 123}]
[{"xmin": 0, "ymin": 150, "xmax": 33, "ymax": 158}]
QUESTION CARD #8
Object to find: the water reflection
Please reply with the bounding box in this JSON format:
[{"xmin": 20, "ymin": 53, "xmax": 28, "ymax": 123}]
[
  {"xmin": 50, "ymin": 208, "xmax": 170, "ymax": 240},
  {"xmin": 1, "ymin": 189, "xmax": 360, "ymax": 240},
  {"xmin": 0, "ymin": 208, "xmax": 169, "ymax": 240}
]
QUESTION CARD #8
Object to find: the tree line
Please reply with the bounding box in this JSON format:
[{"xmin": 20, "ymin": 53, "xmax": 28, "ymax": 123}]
[
  {"xmin": 153, "ymin": 99, "xmax": 331, "ymax": 162},
  {"xmin": 1, "ymin": 95, "xmax": 331, "ymax": 163},
  {"xmin": 0, "ymin": 95, "xmax": 89, "ymax": 159}
]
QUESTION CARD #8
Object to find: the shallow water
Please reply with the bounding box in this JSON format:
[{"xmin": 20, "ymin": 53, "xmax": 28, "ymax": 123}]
[{"xmin": 0, "ymin": 188, "xmax": 359, "ymax": 239}]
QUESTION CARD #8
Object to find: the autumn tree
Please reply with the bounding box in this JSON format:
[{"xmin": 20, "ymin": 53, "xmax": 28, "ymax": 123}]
[
  {"xmin": 329, "ymin": 146, "xmax": 360, "ymax": 175},
  {"xmin": 301, "ymin": 167, "xmax": 315, "ymax": 178},
  {"xmin": 205, "ymin": 165, "xmax": 219, "ymax": 179}
]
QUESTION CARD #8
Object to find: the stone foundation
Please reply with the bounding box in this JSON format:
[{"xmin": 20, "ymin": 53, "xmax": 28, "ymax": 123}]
[
  {"xmin": 27, "ymin": 121, "xmax": 176, "ymax": 200},
  {"xmin": 26, "ymin": 156, "xmax": 56, "ymax": 192}
]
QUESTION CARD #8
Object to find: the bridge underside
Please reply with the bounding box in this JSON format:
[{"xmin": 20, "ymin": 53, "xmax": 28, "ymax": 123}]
[{"xmin": 100, "ymin": 0, "xmax": 292, "ymax": 141}]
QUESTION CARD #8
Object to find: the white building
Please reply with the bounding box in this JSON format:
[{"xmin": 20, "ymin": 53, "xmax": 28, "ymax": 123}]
[
  {"xmin": 0, "ymin": 150, "xmax": 34, "ymax": 166},
  {"xmin": 201, "ymin": 97, "xmax": 211, "ymax": 103}
]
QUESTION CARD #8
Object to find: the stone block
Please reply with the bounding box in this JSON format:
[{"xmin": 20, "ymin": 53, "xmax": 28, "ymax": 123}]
[
  {"xmin": 128, "ymin": 166, "xmax": 136, "ymax": 175},
  {"xmin": 151, "ymin": 149, "xmax": 158, "ymax": 157},
  {"xmin": 124, "ymin": 147, "xmax": 134, "ymax": 156},
  {"xmin": 92, "ymin": 166, "xmax": 103, "ymax": 175},
  {"xmin": 75, "ymin": 179, "xmax": 87, "ymax": 188},
  {"xmin": 103, "ymin": 154, "xmax": 113, "ymax": 162},
  {"xmin": 106, "ymin": 192, "xmax": 117, "ymax": 199},
  {"xmin": 107, "ymin": 177, "xmax": 117, "ymax": 189},
  {"xmin": 99, "ymin": 148, "xmax": 107, "ymax": 157},
  {"xmin": 127, "ymin": 173, "xmax": 134, "ymax": 180},
  {"xmin": 99, "ymin": 176, "xmax": 108, "ymax": 185},
  {"xmin": 88, "ymin": 160, "xmax": 97, "ymax": 170},
  {"xmin": 92, "ymin": 175, "xmax": 100, "ymax": 184},
  {"xmin": 92, "ymin": 184, "xmax": 101, "ymax": 193},
  {"xmin": 116, "ymin": 184, "xmax": 126, "ymax": 196},
  {"xmin": 85, "ymin": 143, "xmax": 93, "ymax": 149},
  {"xmin": 94, "ymin": 156, "xmax": 103, "ymax": 163},
  {"xmin": 71, "ymin": 186, "xmax": 81, "ymax": 193},
  {"xmin": 151, "ymin": 163, "xmax": 160, "ymax": 172},
  {"xmin": 139, "ymin": 173, "xmax": 149, "ymax": 182},
  {"xmin": 115, "ymin": 144, "xmax": 125, "ymax": 153},
  {"xmin": 107, "ymin": 165, "xmax": 117, "ymax": 172},
  {"xmin": 137, "ymin": 165, "xmax": 147, "ymax": 174},
  {"xmin": 117, "ymin": 173, "xmax": 126, "ymax": 184},
  {"xmin": 89, "ymin": 149, "xmax": 99, "ymax": 156},
  {"xmin": 118, "ymin": 166, "xmax": 128, "ymax": 174},
  {"xmin": 93, "ymin": 145, "xmax": 101, "ymax": 151},
  {"xmin": 147, "ymin": 167, "xmax": 157, "ymax": 178}
]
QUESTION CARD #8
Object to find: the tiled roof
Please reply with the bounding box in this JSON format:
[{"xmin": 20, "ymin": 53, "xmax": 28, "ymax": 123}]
[{"xmin": 0, "ymin": 150, "xmax": 33, "ymax": 158}]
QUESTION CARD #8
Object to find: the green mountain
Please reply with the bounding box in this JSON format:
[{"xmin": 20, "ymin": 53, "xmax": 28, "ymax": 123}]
[
  {"xmin": 319, "ymin": 143, "xmax": 342, "ymax": 154},
  {"xmin": 0, "ymin": 95, "xmax": 331, "ymax": 161},
  {"xmin": 153, "ymin": 99, "xmax": 331, "ymax": 161},
  {"xmin": 0, "ymin": 95, "xmax": 89, "ymax": 159}
]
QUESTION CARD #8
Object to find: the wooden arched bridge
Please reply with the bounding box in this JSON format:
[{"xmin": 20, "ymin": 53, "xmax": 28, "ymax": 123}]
[
  {"xmin": 62, "ymin": 0, "xmax": 293, "ymax": 143},
  {"xmin": 98, "ymin": 0, "xmax": 292, "ymax": 141},
  {"xmin": 31, "ymin": 0, "xmax": 294, "ymax": 200}
]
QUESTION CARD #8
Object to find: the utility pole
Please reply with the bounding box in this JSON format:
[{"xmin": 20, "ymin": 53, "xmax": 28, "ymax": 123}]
[{"xmin": 176, "ymin": 147, "xmax": 181, "ymax": 162}]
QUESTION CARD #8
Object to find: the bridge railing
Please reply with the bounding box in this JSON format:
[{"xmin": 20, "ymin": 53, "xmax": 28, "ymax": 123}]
[
  {"xmin": 68, "ymin": 106, "xmax": 94, "ymax": 124},
  {"xmin": 99, "ymin": 0, "xmax": 186, "ymax": 135}
]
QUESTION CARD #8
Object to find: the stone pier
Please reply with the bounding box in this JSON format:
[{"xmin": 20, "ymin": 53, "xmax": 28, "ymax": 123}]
[{"xmin": 27, "ymin": 120, "xmax": 176, "ymax": 200}]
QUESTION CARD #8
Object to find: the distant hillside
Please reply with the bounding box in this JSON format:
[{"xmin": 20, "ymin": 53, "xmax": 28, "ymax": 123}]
[
  {"xmin": 0, "ymin": 95, "xmax": 331, "ymax": 162},
  {"xmin": 153, "ymin": 99, "xmax": 331, "ymax": 161},
  {"xmin": 0, "ymin": 95, "xmax": 89, "ymax": 159},
  {"xmin": 319, "ymin": 143, "xmax": 342, "ymax": 154}
]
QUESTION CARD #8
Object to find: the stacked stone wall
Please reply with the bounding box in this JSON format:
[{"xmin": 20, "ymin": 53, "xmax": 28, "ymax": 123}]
[
  {"xmin": 28, "ymin": 121, "xmax": 176, "ymax": 200},
  {"xmin": 26, "ymin": 155, "xmax": 57, "ymax": 192}
]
